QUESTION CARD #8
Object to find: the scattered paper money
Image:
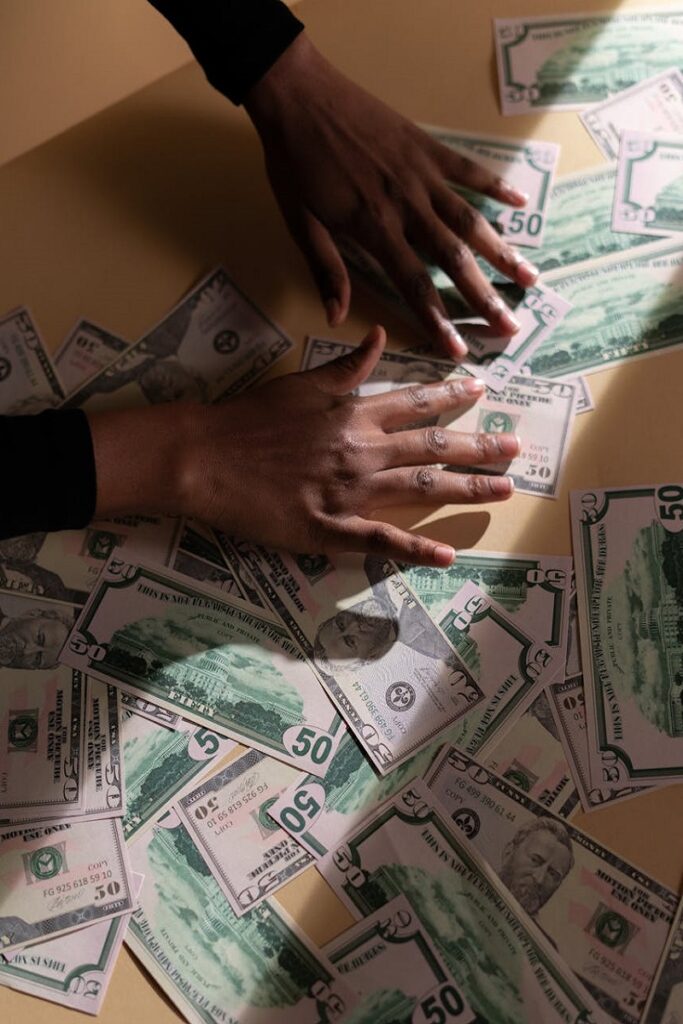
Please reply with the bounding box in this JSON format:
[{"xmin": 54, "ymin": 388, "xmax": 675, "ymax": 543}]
[
  {"xmin": 426, "ymin": 746, "xmax": 677, "ymax": 1024},
  {"xmin": 0, "ymin": 817, "xmax": 135, "ymax": 954},
  {"xmin": 234, "ymin": 547, "xmax": 483, "ymax": 775},
  {"xmin": 61, "ymin": 555, "xmax": 345, "ymax": 775},
  {"xmin": 62, "ymin": 267, "xmax": 293, "ymax": 412},
  {"xmin": 127, "ymin": 815, "xmax": 358, "ymax": 1024},
  {"xmin": 53, "ymin": 321, "xmax": 128, "ymax": 397},
  {"xmin": 530, "ymin": 239, "xmax": 683, "ymax": 380},
  {"xmin": 495, "ymin": 11, "xmax": 683, "ymax": 114},
  {"xmin": 613, "ymin": 130, "xmax": 683, "ymax": 237},
  {"xmin": 581, "ymin": 67, "xmax": 683, "ymax": 161},
  {"xmin": 0, "ymin": 872, "xmax": 144, "ymax": 1015},
  {"xmin": 121, "ymin": 710, "xmax": 234, "ymax": 842},
  {"xmin": 0, "ymin": 308, "xmax": 63, "ymax": 413},
  {"xmin": 571, "ymin": 483, "xmax": 683, "ymax": 788},
  {"xmin": 424, "ymin": 125, "xmax": 560, "ymax": 246},
  {"xmin": 176, "ymin": 747, "xmax": 312, "ymax": 916},
  {"xmin": 326, "ymin": 893, "xmax": 475, "ymax": 1024},
  {"xmin": 319, "ymin": 781, "xmax": 606, "ymax": 1023},
  {"xmin": 172, "ymin": 519, "xmax": 250, "ymax": 600},
  {"xmin": 119, "ymin": 691, "xmax": 181, "ymax": 730}
]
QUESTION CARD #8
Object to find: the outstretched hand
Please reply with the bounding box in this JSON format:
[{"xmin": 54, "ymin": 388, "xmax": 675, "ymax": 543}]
[{"xmin": 245, "ymin": 34, "xmax": 539, "ymax": 358}]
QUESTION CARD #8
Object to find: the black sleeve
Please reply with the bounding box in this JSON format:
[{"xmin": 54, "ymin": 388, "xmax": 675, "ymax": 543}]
[
  {"xmin": 148, "ymin": 0, "xmax": 304, "ymax": 105},
  {"xmin": 0, "ymin": 410, "xmax": 97, "ymax": 540}
]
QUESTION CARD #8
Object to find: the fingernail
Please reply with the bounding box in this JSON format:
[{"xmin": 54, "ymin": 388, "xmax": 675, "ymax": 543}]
[
  {"xmin": 461, "ymin": 377, "xmax": 485, "ymax": 395},
  {"xmin": 431, "ymin": 308, "xmax": 468, "ymax": 358},
  {"xmin": 512, "ymin": 254, "xmax": 539, "ymax": 285},
  {"xmin": 488, "ymin": 296, "xmax": 521, "ymax": 333},
  {"xmin": 496, "ymin": 433, "xmax": 521, "ymax": 457},
  {"xmin": 434, "ymin": 544, "xmax": 456, "ymax": 566},
  {"xmin": 502, "ymin": 183, "xmax": 530, "ymax": 204},
  {"xmin": 325, "ymin": 298, "xmax": 341, "ymax": 326},
  {"xmin": 491, "ymin": 476, "xmax": 515, "ymax": 495}
]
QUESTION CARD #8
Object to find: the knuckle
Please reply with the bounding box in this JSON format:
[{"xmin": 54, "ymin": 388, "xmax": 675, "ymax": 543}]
[
  {"xmin": 330, "ymin": 429, "xmax": 364, "ymax": 477},
  {"xmin": 406, "ymin": 385, "xmax": 430, "ymax": 411},
  {"xmin": 366, "ymin": 523, "xmax": 395, "ymax": 554},
  {"xmin": 465, "ymin": 473, "xmax": 488, "ymax": 500},
  {"xmin": 414, "ymin": 467, "xmax": 436, "ymax": 494},
  {"xmin": 442, "ymin": 239, "xmax": 470, "ymax": 272},
  {"xmin": 425, "ymin": 427, "xmax": 448, "ymax": 455},
  {"xmin": 473, "ymin": 432, "xmax": 492, "ymax": 462},
  {"xmin": 452, "ymin": 204, "xmax": 482, "ymax": 241}
]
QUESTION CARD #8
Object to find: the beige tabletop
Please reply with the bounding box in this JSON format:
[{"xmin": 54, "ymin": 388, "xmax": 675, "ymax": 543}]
[{"xmin": 1, "ymin": 0, "xmax": 682, "ymax": 1020}]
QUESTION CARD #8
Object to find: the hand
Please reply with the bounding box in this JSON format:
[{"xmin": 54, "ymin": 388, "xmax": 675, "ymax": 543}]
[
  {"xmin": 89, "ymin": 326, "xmax": 518, "ymax": 566},
  {"xmin": 244, "ymin": 34, "xmax": 538, "ymax": 358}
]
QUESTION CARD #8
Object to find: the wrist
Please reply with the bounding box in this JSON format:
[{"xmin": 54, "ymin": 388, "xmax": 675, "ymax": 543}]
[
  {"xmin": 88, "ymin": 403, "xmax": 206, "ymax": 521},
  {"xmin": 244, "ymin": 32, "xmax": 327, "ymax": 128}
]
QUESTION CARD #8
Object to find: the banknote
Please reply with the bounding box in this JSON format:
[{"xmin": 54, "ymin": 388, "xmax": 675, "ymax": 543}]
[
  {"xmin": 119, "ymin": 692, "xmax": 181, "ymax": 730},
  {"xmin": 494, "ymin": 11, "xmax": 683, "ymax": 114},
  {"xmin": 53, "ymin": 320, "xmax": 128, "ymax": 396},
  {"xmin": 78, "ymin": 679, "xmax": 123, "ymax": 821},
  {"xmin": 521, "ymin": 166, "xmax": 664, "ymax": 278},
  {"xmin": 0, "ymin": 666, "xmax": 84, "ymax": 823},
  {"xmin": 430, "ymin": 580, "xmax": 558, "ymax": 757},
  {"xmin": 0, "ymin": 307, "xmax": 63, "ymax": 414},
  {"xmin": 0, "ymin": 514, "xmax": 181, "ymax": 606},
  {"xmin": 0, "ymin": 817, "xmax": 135, "ymax": 953},
  {"xmin": 0, "ymin": 872, "xmax": 143, "ymax": 1014},
  {"xmin": 445, "ymin": 373, "xmax": 577, "ymax": 498},
  {"xmin": 61, "ymin": 555, "xmax": 344, "ymax": 775},
  {"xmin": 63, "ymin": 267, "xmax": 293, "ymax": 412},
  {"xmin": 529, "ymin": 239, "xmax": 683, "ymax": 380},
  {"xmin": 213, "ymin": 532, "xmax": 269, "ymax": 609},
  {"xmin": 127, "ymin": 815, "xmax": 358, "ymax": 1024},
  {"xmin": 483, "ymin": 688, "xmax": 580, "ymax": 819},
  {"xmin": 234, "ymin": 547, "xmax": 483, "ymax": 775},
  {"xmin": 302, "ymin": 339, "xmax": 577, "ymax": 497},
  {"xmin": 613, "ymin": 130, "xmax": 683, "ymax": 237},
  {"xmin": 176, "ymin": 748, "xmax": 312, "ymax": 916},
  {"xmin": 121, "ymin": 709, "xmax": 234, "ymax": 842},
  {"xmin": 571, "ymin": 484, "xmax": 683, "ymax": 788},
  {"xmin": 581, "ymin": 67, "xmax": 683, "ymax": 161},
  {"xmin": 573, "ymin": 375, "xmax": 594, "ymax": 414},
  {"xmin": 172, "ymin": 520, "xmax": 250, "ymax": 601},
  {"xmin": 424, "ymin": 125, "xmax": 560, "ymax": 246},
  {"xmin": 326, "ymin": 894, "xmax": 475, "ymax": 1024},
  {"xmin": 426, "ymin": 746, "xmax": 677, "ymax": 1024},
  {"xmin": 643, "ymin": 896, "xmax": 683, "ymax": 1024},
  {"xmin": 319, "ymin": 781, "xmax": 605, "ymax": 1024}
]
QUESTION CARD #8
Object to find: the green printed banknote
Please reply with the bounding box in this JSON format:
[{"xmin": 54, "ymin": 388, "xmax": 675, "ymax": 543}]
[
  {"xmin": 61, "ymin": 556, "xmax": 344, "ymax": 775},
  {"xmin": 176, "ymin": 747, "xmax": 312, "ymax": 916},
  {"xmin": 127, "ymin": 815, "xmax": 357, "ymax": 1024},
  {"xmin": 53, "ymin": 320, "xmax": 128, "ymax": 398},
  {"xmin": 63, "ymin": 267, "xmax": 293, "ymax": 412},
  {"xmin": 0, "ymin": 872, "xmax": 143, "ymax": 1014},
  {"xmin": 0, "ymin": 307, "xmax": 63, "ymax": 414},
  {"xmin": 319, "ymin": 781, "xmax": 605, "ymax": 1024},
  {"xmin": 0, "ymin": 817, "xmax": 135, "ymax": 954},
  {"xmin": 643, "ymin": 896, "xmax": 683, "ymax": 1024},
  {"xmin": 581, "ymin": 68, "xmax": 683, "ymax": 161},
  {"xmin": 423, "ymin": 125, "xmax": 560, "ymax": 246},
  {"xmin": 494, "ymin": 11, "xmax": 683, "ymax": 114},
  {"xmin": 613, "ymin": 130, "xmax": 683, "ymax": 237},
  {"xmin": 529, "ymin": 239, "xmax": 683, "ymax": 380},
  {"xmin": 326, "ymin": 894, "xmax": 475, "ymax": 1024},
  {"xmin": 172, "ymin": 520, "xmax": 250, "ymax": 601},
  {"xmin": 426, "ymin": 746, "xmax": 677, "ymax": 1024},
  {"xmin": 571, "ymin": 484, "xmax": 683, "ymax": 789},
  {"xmin": 236, "ymin": 548, "xmax": 483, "ymax": 775},
  {"xmin": 119, "ymin": 691, "xmax": 181, "ymax": 730},
  {"xmin": 121, "ymin": 708, "xmax": 234, "ymax": 842}
]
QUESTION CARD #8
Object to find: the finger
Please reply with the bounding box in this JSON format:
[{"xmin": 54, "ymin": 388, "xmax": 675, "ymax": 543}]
[
  {"xmin": 366, "ymin": 467, "xmax": 515, "ymax": 508},
  {"xmin": 381, "ymin": 425, "xmax": 520, "ymax": 468},
  {"xmin": 331, "ymin": 516, "xmax": 456, "ymax": 567},
  {"xmin": 364, "ymin": 375, "xmax": 485, "ymax": 430},
  {"xmin": 428, "ymin": 136, "xmax": 529, "ymax": 207},
  {"xmin": 363, "ymin": 231, "xmax": 469, "ymax": 359},
  {"xmin": 412, "ymin": 212, "xmax": 521, "ymax": 336},
  {"xmin": 304, "ymin": 325, "xmax": 386, "ymax": 395},
  {"xmin": 433, "ymin": 186, "xmax": 538, "ymax": 289},
  {"xmin": 278, "ymin": 200, "xmax": 352, "ymax": 326}
]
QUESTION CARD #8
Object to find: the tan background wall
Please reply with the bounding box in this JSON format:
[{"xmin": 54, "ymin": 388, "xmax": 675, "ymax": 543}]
[{"xmin": 0, "ymin": 1, "xmax": 301, "ymax": 168}]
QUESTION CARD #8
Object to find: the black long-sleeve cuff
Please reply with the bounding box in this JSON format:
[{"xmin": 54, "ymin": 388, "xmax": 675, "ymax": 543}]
[
  {"xmin": 0, "ymin": 410, "xmax": 96, "ymax": 539},
  {"xmin": 148, "ymin": 0, "xmax": 304, "ymax": 105}
]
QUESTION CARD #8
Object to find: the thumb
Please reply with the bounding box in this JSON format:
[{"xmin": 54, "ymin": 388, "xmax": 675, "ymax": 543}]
[{"xmin": 304, "ymin": 326, "xmax": 386, "ymax": 396}]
